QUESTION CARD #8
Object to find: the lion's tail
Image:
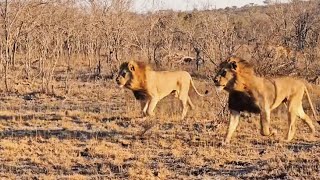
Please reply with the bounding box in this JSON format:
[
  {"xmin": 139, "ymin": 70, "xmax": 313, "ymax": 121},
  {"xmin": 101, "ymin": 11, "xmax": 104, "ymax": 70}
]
[
  {"xmin": 190, "ymin": 78, "xmax": 208, "ymax": 97},
  {"xmin": 304, "ymin": 86, "xmax": 319, "ymax": 123}
]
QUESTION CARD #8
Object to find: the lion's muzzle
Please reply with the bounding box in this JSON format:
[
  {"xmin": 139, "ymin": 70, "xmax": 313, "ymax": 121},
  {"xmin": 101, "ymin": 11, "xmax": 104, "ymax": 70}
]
[
  {"xmin": 116, "ymin": 76, "xmax": 124, "ymax": 88},
  {"xmin": 213, "ymin": 78, "xmax": 219, "ymax": 85},
  {"xmin": 213, "ymin": 77, "xmax": 223, "ymax": 88},
  {"xmin": 116, "ymin": 76, "xmax": 120, "ymax": 84}
]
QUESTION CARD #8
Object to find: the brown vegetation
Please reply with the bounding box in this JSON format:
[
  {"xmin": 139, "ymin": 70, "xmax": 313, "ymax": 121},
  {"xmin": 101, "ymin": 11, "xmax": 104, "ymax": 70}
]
[{"xmin": 0, "ymin": 0, "xmax": 319, "ymax": 179}]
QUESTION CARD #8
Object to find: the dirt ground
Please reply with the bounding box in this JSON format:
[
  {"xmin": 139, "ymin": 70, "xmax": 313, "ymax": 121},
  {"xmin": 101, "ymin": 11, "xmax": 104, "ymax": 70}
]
[{"xmin": 0, "ymin": 78, "xmax": 319, "ymax": 179}]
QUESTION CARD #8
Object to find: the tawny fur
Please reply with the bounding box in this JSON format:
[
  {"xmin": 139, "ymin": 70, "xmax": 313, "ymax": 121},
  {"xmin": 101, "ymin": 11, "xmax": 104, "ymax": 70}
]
[
  {"xmin": 214, "ymin": 56, "xmax": 318, "ymax": 143},
  {"xmin": 116, "ymin": 60, "xmax": 207, "ymax": 119}
]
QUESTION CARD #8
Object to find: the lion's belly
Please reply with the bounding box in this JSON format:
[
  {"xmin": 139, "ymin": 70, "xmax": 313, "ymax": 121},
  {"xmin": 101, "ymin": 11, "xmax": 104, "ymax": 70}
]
[
  {"xmin": 269, "ymin": 77, "xmax": 305, "ymax": 110},
  {"xmin": 156, "ymin": 83, "xmax": 179, "ymax": 99}
]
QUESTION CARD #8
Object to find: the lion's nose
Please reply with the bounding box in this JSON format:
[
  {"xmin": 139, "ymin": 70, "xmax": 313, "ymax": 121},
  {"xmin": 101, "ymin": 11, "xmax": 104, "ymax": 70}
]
[
  {"xmin": 213, "ymin": 78, "xmax": 218, "ymax": 84},
  {"xmin": 116, "ymin": 77, "xmax": 120, "ymax": 83}
]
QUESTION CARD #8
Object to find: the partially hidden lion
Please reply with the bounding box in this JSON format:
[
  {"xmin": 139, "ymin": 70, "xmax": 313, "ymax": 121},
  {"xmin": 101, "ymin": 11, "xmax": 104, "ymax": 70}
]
[
  {"xmin": 213, "ymin": 56, "xmax": 318, "ymax": 143},
  {"xmin": 116, "ymin": 60, "xmax": 208, "ymax": 119}
]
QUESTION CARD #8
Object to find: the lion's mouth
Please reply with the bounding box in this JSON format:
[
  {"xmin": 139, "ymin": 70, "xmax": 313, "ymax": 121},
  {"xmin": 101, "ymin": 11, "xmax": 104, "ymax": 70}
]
[{"xmin": 215, "ymin": 85, "xmax": 224, "ymax": 92}]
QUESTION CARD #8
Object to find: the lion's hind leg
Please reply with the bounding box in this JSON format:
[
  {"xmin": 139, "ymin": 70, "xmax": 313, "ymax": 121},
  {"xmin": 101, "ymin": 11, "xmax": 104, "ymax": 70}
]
[
  {"xmin": 297, "ymin": 104, "xmax": 316, "ymax": 134},
  {"xmin": 178, "ymin": 82, "xmax": 192, "ymax": 120},
  {"xmin": 286, "ymin": 99, "xmax": 301, "ymax": 142},
  {"xmin": 180, "ymin": 98, "xmax": 188, "ymax": 120},
  {"xmin": 178, "ymin": 92, "xmax": 190, "ymax": 120},
  {"xmin": 187, "ymin": 96, "xmax": 195, "ymax": 110},
  {"xmin": 285, "ymin": 90, "xmax": 315, "ymax": 142}
]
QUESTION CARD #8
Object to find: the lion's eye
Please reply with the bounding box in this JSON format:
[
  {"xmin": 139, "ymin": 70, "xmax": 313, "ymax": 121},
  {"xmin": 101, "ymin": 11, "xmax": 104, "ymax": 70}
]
[{"xmin": 221, "ymin": 70, "xmax": 226, "ymax": 77}]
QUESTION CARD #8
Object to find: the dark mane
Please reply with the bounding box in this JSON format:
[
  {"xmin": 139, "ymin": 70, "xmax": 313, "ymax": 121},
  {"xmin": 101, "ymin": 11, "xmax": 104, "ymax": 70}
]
[
  {"xmin": 228, "ymin": 90, "xmax": 260, "ymax": 113},
  {"xmin": 119, "ymin": 62, "xmax": 129, "ymax": 71},
  {"xmin": 217, "ymin": 56, "xmax": 260, "ymax": 113}
]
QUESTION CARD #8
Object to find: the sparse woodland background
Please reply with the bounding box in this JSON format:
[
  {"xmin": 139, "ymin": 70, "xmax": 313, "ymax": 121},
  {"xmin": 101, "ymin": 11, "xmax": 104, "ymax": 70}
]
[
  {"xmin": 0, "ymin": 0, "xmax": 320, "ymax": 179},
  {"xmin": 0, "ymin": 0, "xmax": 319, "ymax": 95}
]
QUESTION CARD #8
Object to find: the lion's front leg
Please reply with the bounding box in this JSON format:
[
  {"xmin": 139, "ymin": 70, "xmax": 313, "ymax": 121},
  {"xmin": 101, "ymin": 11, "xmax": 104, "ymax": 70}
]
[
  {"xmin": 146, "ymin": 98, "xmax": 159, "ymax": 116},
  {"xmin": 141, "ymin": 99, "xmax": 150, "ymax": 116},
  {"xmin": 225, "ymin": 110, "xmax": 240, "ymax": 143},
  {"xmin": 260, "ymin": 109, "xmax": 271, "ymax": 136}
]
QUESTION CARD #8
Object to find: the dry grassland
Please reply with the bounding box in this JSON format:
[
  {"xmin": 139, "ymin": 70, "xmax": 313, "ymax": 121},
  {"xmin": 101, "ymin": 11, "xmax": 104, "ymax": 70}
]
[
  {"xmin": 0, "ymin": 74, "xmax": 319, "ymax": 179},
  {"xmin": 0, "ymin": 1, "xmax": 319, "ymax": 179}
]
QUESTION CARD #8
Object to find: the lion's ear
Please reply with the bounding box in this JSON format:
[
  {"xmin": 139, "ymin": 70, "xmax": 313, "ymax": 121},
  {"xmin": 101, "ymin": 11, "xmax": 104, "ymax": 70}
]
[
  {"xmin": 230, "ymin": 61, "xmax": 237, "ymax": 70},
  {"xmin": 128, "ymin": 61, "xmax": 135, "ymax": 72}
]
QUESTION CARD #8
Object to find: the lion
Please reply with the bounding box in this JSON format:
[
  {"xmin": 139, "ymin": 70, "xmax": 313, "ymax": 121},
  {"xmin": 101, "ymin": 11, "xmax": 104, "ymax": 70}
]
[
  {"xmin": 116, "ymin": 60, "xmax": 207, "ymax": 119},
  {"xmin": 213, "ymin": 56, "xmax": 318, "ymax": 143}
]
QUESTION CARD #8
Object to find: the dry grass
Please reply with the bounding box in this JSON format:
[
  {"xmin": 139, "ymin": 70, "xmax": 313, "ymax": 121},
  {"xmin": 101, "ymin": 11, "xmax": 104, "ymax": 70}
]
[
  {"xmin": 0, "ymin": 1, "xmax": 319, "ymax": 179},
  {"xmin": 0, "ymin": 75, "xmax": 319, "ymax": 179}
]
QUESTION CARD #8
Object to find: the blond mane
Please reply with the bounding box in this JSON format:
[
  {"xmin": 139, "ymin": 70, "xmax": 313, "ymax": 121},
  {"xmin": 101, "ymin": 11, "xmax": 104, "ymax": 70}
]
[{"xmin": 119, "ymin": 60, "xmax": 152, "ymax": 91}]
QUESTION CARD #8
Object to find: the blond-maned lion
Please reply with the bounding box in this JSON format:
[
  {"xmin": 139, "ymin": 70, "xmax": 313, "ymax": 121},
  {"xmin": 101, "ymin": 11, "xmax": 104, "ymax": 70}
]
[
  {"xmin": 116, "ymin": 60, "xmax": 207, "ymax": 119},
  {"xmin": 213, "ymin": 56, "xmax": 318, "ymax": 143}
]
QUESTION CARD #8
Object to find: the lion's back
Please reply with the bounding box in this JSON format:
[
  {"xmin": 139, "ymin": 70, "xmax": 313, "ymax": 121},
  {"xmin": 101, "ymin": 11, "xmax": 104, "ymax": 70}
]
[{"xmin": 152, "ymin": 70, "xmax": 191, "ymax": 84}]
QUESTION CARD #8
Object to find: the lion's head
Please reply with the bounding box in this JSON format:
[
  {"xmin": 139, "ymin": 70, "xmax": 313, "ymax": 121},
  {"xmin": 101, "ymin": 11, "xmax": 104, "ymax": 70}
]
[
  {"xmin": 213, "ymin": 56, "xmax": 254, "ymax": 91},
  {"xmin": 116, "ymin": 62, "xmax": 133, "ymax": 88},
  {"xmin": 116, "ymin": 60, "xmax": 150, "ymax": 90}
]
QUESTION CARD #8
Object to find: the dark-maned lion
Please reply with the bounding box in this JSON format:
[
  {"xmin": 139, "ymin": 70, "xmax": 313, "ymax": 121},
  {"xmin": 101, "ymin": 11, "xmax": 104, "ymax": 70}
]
[
  {"xmin": 213, "ymin": 56, "xmax": 318, "ymax": 143},
  {"xmin": 116, "ymin": 60, "xmax": 207, "ymax": 119}
]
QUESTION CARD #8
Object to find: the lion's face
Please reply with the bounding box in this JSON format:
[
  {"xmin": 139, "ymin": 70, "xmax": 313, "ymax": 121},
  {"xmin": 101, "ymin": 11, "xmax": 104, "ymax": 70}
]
[
  {"xmin": 116, "ymin": 62, "xmax": 133, "ymax": 88},
  {"xmin": 213, "ymin": 61, "xmax": 237, "ymax": 91}
]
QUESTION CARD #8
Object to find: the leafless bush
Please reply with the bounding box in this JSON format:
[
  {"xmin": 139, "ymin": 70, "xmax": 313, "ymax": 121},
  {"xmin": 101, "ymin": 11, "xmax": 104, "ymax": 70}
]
[{"xmin": 0, "ymin": 0, "xmax": 318, "ymax": 94}]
